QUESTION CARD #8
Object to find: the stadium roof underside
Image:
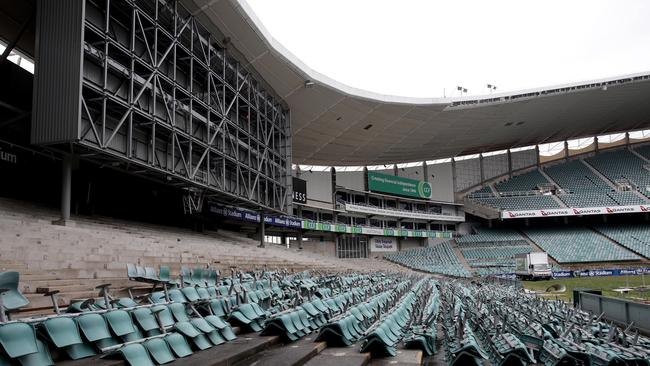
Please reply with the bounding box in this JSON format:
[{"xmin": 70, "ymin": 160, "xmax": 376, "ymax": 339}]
[{"xmin": 186, "ymin": 0, "xmax": 650, "ymax": 166}]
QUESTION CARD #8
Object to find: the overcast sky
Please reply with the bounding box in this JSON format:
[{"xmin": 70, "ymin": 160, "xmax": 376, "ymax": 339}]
[{"xmin": 245, "ymin": 0, "xmax": 650, "ymax": 98}]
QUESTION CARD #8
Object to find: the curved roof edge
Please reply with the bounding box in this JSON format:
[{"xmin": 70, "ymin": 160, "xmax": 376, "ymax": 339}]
[{"xmin": 232, "ymin": 0, "xmax": 649, "ymax": 106}]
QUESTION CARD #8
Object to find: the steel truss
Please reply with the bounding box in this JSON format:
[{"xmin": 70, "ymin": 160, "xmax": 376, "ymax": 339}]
[{"xmin": 78, "ymin": 0, "xmax": 291, "ymax": 213}]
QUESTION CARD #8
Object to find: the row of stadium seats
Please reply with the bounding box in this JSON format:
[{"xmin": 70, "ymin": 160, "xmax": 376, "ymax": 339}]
[
  {"xmin": 439, "ymin": 280, "xmax": 650, "ymax": 366},
  {"xmin": 522, "ymin": 227, "xmax": 641, "ymax": 263},
  {"xmin": 472, "ymin": 195, "xmax": 561, "ymax": 210},
  {"xmin": 383, "ymin": 242, "xmax": 471, "ymax": 277},
  {"xmin": 586, "ymin": 149, "xmax": 650, "ymax": 198},
  {"xmin": 469, "ymin": 147, "xmax": 650, "ymax": 210},
  {"xmin": 456, "ymin": 228, "xmax": 527, "ymax": 245},
  {"xmin": 594, "ymin": 224, "xmax": 650, "ymax": 259},
  {"xmin": 460, "ymin": 246, "xmax": 532, "ymax": 260},
  {"xmin": 0, "ymin": 269, "xmax": 411, "ymax": 365}
]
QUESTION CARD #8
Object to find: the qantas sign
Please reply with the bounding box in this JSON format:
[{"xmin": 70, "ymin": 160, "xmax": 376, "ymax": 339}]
[{"xmin": 502, "ymin": 205, "xmax": 647, "ymax": 219}]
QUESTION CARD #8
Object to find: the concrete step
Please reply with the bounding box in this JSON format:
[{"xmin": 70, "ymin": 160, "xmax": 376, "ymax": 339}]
[
  {"xmin": 303, "ymin": 344, "xmax": 371, "ymax": 366},
  {"xmin": 239, "ymin": 336, "xmax": 326, "ymax": 366}
]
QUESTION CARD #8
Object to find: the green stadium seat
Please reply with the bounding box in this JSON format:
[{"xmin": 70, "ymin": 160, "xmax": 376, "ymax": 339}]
[
  {"xmin": 104, "ymin": 310, "xmax": 137, "ymax": 337},
  {"xmin": 114, "ymin": 343, "xmax": 155, "ymax": 366},
  {"xmin": 0, "ymin": 322, "xmax": 38, "ymax": 358},
  {"xmin": 42, "ymin": 317, "xmax": 83, "ymax": 348},
  {"xmin": 0, "ymin": 272, "xmax": 29, "ymax": 310},
  {"xmin": 133, "ymin": 308, "xmax": 161, "ymax": 333},
  {"xmin": 76, "ymin": 313, "xmax": 113, "ymax": 342},
  {"xmin": 164, "ymin": 333, "xmax": 193, "ymax": 358},
  {"xmin": 64, "ymin": 343, "xmax": 96, "ymax": 360},
  {"xmin": 17, "ymin": 339, "xmax": 53, "ymax": 366},
  {"xmin": 143, "ymin": 337, "xmax": 175, "ymax": 365}
]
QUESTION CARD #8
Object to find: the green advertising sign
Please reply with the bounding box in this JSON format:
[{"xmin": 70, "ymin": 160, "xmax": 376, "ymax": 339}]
[{"xmin": 367, "ymin": 171, "xmax": 432, "ymax": 199}]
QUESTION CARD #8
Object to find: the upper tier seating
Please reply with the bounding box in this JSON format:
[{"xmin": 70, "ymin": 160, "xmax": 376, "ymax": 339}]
[
  {"xmin": 494, "ymin": 170, "xmax": 550, "ymax": 193},
  {"xmin": 522, "ymin": 227, "xmax": 640, "ymax": 263},
  {"xmin": 384, "ymin": 241, "xmax": 471, "ymax": 277},
  {"xmin": 634, "ymin": 144, "xmax": 650, "ymax": 161},
  {"xmin": 456, "ymin": 229, "xmax": 533, "ymax": 276},
  {"xmin": 469, "ymin": 150, "xmax": 650, "ymax": 211},
  {"xmin": 586, "ymin": 149, "xmax": 650, "ymax": 198},
  {"xmin": 594, "ymin": 224, "xmax": 650, "ymax": 259}
]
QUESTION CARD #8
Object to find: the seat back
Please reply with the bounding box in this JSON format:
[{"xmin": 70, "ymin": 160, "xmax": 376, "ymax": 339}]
[{"xmin": 0, "ymin": 272, "xmax": 29, "ymax": 310}]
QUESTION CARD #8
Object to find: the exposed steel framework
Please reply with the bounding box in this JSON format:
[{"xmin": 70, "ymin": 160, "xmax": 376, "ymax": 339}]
[{"xmin": 34, "ymin": 0, "xmax": 292, "ymax": 213}]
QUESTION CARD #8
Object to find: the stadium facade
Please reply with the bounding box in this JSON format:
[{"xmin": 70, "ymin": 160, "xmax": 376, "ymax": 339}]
[{"xmin": 1, "ymin": 0, "xmax": 650, "ymax": 260}]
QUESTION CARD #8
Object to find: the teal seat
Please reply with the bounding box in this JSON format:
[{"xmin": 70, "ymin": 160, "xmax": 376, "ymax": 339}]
[
  {"xmin": 206, "ymin": 287, "xmax": 217, "ymax": 298},
  {"xmin": 0, "ymin": 272, "xmax": 29, "ymax": 310},
  {"xmin": 104, "ymin": 310, "xmax": 136, "ymax": 337},
  {"xmin": 180, "ymin": 287, "xmax": 200, "ymax": 302},
  {"xmin": 164, "ymin": 333, "xmax": 192, "ymax": 358},
  {"xmin": 196, "ymin": 288, "xmax": 210, "ymax": 300},
  {"xmin": 133, "ymin": 308, "xmax": 160, "ymax": 332},
  {"xmin": 209, "ymin": 299, "xmax": 227, "ymax": 317},
  {"xmin": 151, "ymin": 306, "xmax": 175, "ymax": 328},
  {"xmin": 144, "ymin": 337, "xmax": 175, "ymax": 365},
  {"xmin": 115, "ymin": 343, "xmax": 155, "ymax": 366},
  {"xmin": 17, "ymin": 339, "xmax": 53, "ymax": 366},
  {"xmin": 168, "ymin": 303, "xmax": 190, "ymax": 322},
  {"xmin": 117, "ymin": 298, "xmax": 138, "ymax": 308},
  {"xmin": 167, "ymin": 289, "xmax": 187, "ymax": 304},
  {"xmin": 42, "ymin": 317, "xmax": 83, "ymax": 348},
  {"xmin": 159, "ymin": 266, "xmax": 171, "ymax": 283},
  {"xmin": 64, "ymin": 343, "xmax": 96, "ymax": 360},
  {"xmin": 0, "ymin": 322, "xmax": 38, "ymax": 358},
  {"xmin": 189, "ymin": 318, "xmax": 215, "ymax": 334},
  {"xmin": 206, "ymin": 331, "xmax": 226, "ymax": 346}
]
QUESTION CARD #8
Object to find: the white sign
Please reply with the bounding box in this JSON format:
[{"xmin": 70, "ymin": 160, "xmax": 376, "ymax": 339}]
[
  {"xmin": 501, "ymin": 204, "xmax": 650, "ymax": 219},
  {"xmin": 345, "ymin": 203, "xmax": 464, "ymax": 222},
  {"xmin": 370, "ymin": 236, "xmax": 398, "ymax": 252}
]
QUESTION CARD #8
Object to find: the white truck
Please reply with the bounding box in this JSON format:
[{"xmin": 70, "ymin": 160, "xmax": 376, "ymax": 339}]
[{"xmin": 514, "ymin": 252, "xmax": 552, "ymax": 280}]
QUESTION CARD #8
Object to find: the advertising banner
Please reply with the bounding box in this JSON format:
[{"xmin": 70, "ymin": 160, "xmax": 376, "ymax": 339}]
[
  {"xmin": 501, "ymin": 204, "xmax": 650, "ymax": 219},
  {"xmin": 292, "ymin": 177, "xmax": 307, "ymax": 204},
  {"xmin": 367, "ymin": 171, "xmax": 432, "ymax": 199},
  {"xmin": 345, "ymin": 203, "xmax": 464, "ymax": 222},
  {"xmin": 210, "ymin": 204, "xmax": 454, "ymax": 239}
]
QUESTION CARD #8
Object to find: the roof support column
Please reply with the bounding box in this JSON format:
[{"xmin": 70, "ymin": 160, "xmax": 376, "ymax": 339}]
[
  {"xmin": 507, "ymin": 150, "xmax": 513, "ymax": 178},
  {"xmin": 393, "ymin": 164, "xmax": 398, "ymax": 176},
  {"xmin": 55, "ymin": 154, "xmax": 73, "ymax": 225},
  {"xmin": 258, "ymin": 210, "xmax": 265, "ymax": 248},
  {"xmin": 564, "ymin": 140, "xmax": 569, "ymax": 160},
  {"xmin": 479, "ymin": 154, "xmax": 485, "ymax": 184}
]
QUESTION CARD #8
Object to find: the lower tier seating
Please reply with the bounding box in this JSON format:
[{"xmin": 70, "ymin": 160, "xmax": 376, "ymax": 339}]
[
  {"xmin": 594, "ymin": 224, "xmax": 650, "ymax": 259},
  {"xmin": 384, "ymin": 242, "xmax": 471, "ymax": 277},
  {"xmin": 522, "ymin": 227, "xmax": 641, "ymax": 263}
]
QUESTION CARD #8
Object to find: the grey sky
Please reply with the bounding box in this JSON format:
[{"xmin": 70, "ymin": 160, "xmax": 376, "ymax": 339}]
[{"xmin": 245, "ymin": 0, "xmax": 650, "ymax": 98}]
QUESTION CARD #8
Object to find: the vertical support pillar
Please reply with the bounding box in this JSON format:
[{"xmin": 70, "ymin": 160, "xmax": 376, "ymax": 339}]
[
  {"xmin": 258, "ymin": 210, "xmax": 265, "ymax": 248},
  {"xmin": 507, "ymin": 149, "xmax": 513, "ymax": 178},
  {"xmin": 564, "ymin": 140, "xmax": 569, "ymax": 160},
  {"xmin": 535, "ymin": 146, "xmax": 541, "ymax": 166},
  {"xmin": 57, "ymin": 155, "xmax": 72, "ymax": 224},
  {"xmin": 393, "ymin": 164, "xmax": 398, "ymax": 176},
  {"xmin": 297, "ymin": 230, "xmax": 303, "ymax": 250},
  {"xmin": 422, "ymin": 161, "xmax": 428, "ymax": 182},
  {"xmin": 479, "ymin": 154, "xmax": 485, "ymax": 184},
  {"xmin": 625, "ymin": 132, "xmax": 630, "ymax": 147}
]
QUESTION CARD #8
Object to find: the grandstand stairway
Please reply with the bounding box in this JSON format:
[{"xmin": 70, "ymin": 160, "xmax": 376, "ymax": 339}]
[{"xmin": 630, "ymin": 148, "xmax": 650, "ymax": 163}]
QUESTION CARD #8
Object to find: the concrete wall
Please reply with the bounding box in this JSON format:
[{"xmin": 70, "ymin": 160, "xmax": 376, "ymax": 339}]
[
  {"xmin": 454, "ymin": 157, "xmax": 481, "ymax": 191},
  {"xmin": 336, "ymin": 171, "xmax": 365, "ymax": 191},
  {"xmin": 511, "ymin": 148, "xmax": 538, "ymax": 170},
  {"xmin": 295, "ymin": 239, "xmax": 337, "ymax": 257},
  {"xmin": 400, "ymin": 238, "xmax": 423, "ymax": 250},
  {"xmin": 483, "ymin": 152, "xmax": 509, "ymax": 180},
  {"xmin": 579, "ymin": 292, "xmax": 650, "ymax": 335},
  {"xmin": 427, "ymin": 162, "xmax": 454, "ymax": 202},
  {"xmin": 302, "ymin": 171, "xmax": 333, "ymax": 204}
]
